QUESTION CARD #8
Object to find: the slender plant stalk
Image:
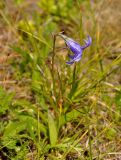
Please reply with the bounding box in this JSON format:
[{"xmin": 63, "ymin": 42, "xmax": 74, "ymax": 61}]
[
  {"xmin": 57, "ymin": 67, "xmax": 63, "ymax": 114},
  {"xmin": 72, "ymin": 63, "xmax": 77, "ymax": 90},
  {"xmin": 37, "ymin": 107, "xmax": 40, "ymax": 159},
  {"xmin": 51, "ymin": 34, "xmax": 56, "ymax": 100},
  {"xmin": 68, "ymin": 63, "xmax": 77, "ymax": 99},
  {"xmin": 88, "ymin": 128, "xmax": 93, "ymax": 160},
  {"xmin": 73, "ymin": 63, "xmax": 77, "ymax": 84}
]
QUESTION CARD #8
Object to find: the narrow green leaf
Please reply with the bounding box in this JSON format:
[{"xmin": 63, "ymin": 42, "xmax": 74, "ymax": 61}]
[{"xmin": 48, "ymin": 112, "xmax": 58, "ymax": 146}]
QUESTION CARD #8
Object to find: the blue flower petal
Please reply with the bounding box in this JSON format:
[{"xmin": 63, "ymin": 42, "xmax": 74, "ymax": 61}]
[
  {"xmin": 73, "ymin": 54, "xmax": 82, "ymax": 62},
  {"xmin": 66, "ymin": 39, "xmax": 82, "ymax": 56},
  {"xmin": 81, "ymin": 36, "xmax": 92, "ymax": 50},
  {"xmin": 67, "ymin": 52, "xmax": 82, "ymax": 64},
  {"xmin": 66, "ymin": 61, "xmax": 74, "ymax": 65}
]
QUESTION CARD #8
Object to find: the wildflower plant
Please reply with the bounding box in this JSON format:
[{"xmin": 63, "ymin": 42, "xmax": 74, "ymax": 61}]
[{"xmin": 1, "ymin": 1, "xmax": 121, "ymax": 159}]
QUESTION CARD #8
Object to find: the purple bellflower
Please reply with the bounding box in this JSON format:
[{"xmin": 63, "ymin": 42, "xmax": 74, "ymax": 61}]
[{"xmin": 59, "ymin": 34, "xmax": 92, "ymax": 65}]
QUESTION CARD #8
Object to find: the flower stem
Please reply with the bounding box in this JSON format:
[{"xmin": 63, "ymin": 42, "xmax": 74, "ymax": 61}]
[
  {"xmin": 68, "ymin": 63, "xmax": 77, "ymax": 99},
  {"xmin": 72, "ymin": 62, "xmax": 77, "ymax": 88}
]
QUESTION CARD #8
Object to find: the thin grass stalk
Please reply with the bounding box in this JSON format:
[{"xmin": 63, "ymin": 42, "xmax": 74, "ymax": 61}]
[{"xmin": 51, "ymin": 34, "xmax": 56, "ymax": 100}]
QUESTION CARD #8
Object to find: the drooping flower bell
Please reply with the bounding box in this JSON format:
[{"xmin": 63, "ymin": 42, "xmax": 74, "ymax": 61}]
[{"xmin": 59, "ymin": 34, "xmax": 92, "ymax": 65}]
